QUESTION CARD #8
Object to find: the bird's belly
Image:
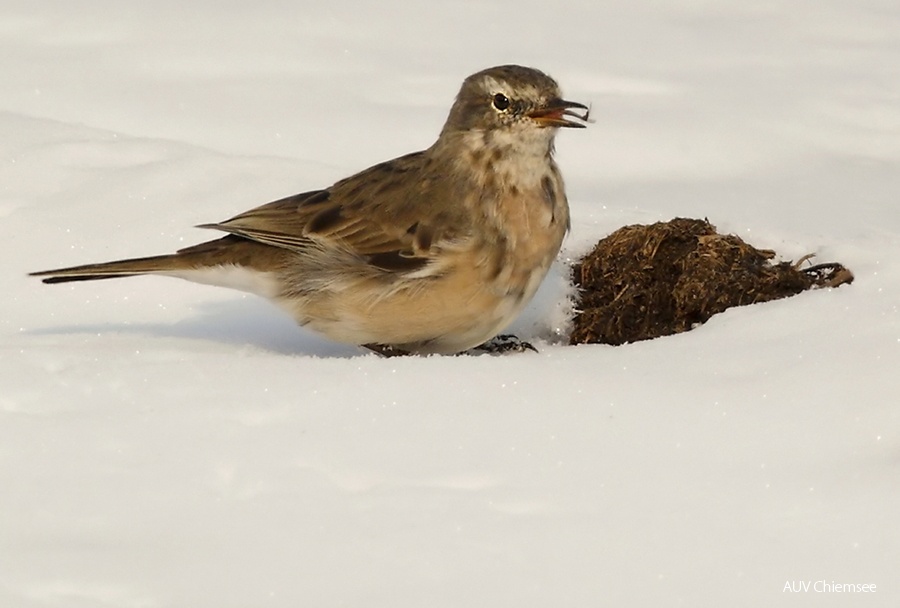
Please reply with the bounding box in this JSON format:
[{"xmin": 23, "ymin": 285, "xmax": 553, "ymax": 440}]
[{"xmin": 288, "ymin": 251, "xmax": 555, "ymax": 354}]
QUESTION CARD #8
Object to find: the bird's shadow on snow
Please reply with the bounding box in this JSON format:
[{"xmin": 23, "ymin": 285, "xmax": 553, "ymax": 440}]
[{"xmin": 28, "ymin": 297, "xmax": 363, "ymax": 358}]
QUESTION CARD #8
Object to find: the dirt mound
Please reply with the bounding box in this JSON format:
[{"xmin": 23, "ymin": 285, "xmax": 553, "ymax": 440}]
[{"xmin": 570, "ymin": 218, "xmax": 853, "ymax": 346}]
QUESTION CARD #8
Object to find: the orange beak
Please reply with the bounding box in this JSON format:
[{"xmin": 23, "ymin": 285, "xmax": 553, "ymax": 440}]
[{"xmin": 528, "ymin": 99, "xmax": 590, "ymax": 128}]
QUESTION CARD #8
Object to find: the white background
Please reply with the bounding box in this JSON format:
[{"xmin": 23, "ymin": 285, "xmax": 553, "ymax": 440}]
[{"xmin": 2, "ymin": 1, "xmax": 898, "ymax": 606}]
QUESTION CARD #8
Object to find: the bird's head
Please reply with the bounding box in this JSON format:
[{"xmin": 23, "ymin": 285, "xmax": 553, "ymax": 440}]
[{"xmin": 440, "ymin": 65, "xmax": 589, "ymax": 138}]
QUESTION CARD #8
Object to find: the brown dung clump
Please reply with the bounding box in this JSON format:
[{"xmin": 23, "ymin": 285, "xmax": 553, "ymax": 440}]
[{"xmin": 570, "ymin": 218, "xmax": 853, "ymax": 346}]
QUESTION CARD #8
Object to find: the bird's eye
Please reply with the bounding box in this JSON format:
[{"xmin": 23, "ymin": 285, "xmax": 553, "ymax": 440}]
[{"xmin": 492, "ymin": 93, "xmax": 510, "ymax": 111}]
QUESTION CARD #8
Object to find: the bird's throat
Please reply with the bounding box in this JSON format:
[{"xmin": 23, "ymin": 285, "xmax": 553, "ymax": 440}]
[{"xmin": 447, "ymin": 128, "xmax": 557, "ymax": 192}]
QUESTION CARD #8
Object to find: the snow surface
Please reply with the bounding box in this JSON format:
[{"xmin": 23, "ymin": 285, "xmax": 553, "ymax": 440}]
[{"xmin": 2, "ymin": 1, "xmax": 899, "ymax": 606}]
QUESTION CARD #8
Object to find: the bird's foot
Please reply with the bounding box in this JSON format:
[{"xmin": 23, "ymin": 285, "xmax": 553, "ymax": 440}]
[
  {"xmin": 470, "ymin": 334, "xmax": 538, "ymax": 355},
  {"xmin": 363, "ymin": 343, "xmax": 412, "ymax": 357},
  {"xmin": 365, "ymin": 335, "xmax": 537, "ymax": 357}
]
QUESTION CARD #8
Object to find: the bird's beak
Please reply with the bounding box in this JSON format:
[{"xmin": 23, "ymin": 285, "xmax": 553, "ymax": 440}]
[{"xmin": 528, "ymin": 99, "xmax": 590, "ymax": 128}]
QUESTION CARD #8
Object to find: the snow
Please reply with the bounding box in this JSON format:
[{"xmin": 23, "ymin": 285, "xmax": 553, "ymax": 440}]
[{"xmin": 2, "ymin": 1, "xmax": 899, "ymax": 606}]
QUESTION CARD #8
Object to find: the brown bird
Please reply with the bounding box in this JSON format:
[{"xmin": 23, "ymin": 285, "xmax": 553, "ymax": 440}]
[{"xmin": 31, "ymin": 65, "xmax": 588, "ymax": 355}]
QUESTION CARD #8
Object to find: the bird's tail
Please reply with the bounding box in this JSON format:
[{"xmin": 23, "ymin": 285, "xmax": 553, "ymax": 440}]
[{"xmin": 29, "ymin": 254, "xmax": 191, "ymax": 284}]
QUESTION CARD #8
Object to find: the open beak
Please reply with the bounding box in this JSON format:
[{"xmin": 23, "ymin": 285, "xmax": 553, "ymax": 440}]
[{"xmin": 528, "ymin": 99, "xmax": 590, "ymax": 128}]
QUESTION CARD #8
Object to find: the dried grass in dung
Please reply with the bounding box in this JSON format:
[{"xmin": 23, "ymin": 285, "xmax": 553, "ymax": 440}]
[{"xmin": 570, "ymin": 218, "xmax": 853, "ymax": 346}]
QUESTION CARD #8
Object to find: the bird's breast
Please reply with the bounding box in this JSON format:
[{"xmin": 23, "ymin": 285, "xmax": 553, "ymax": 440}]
[{"xmin": 476, "ymin": 166, "xmax": 569, "ymax": 301}]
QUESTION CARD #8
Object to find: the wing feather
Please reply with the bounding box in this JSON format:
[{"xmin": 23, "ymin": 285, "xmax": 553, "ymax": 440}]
[{"xmin": 195, "ymin": 151, "xmax": 473, "ymax": 272}]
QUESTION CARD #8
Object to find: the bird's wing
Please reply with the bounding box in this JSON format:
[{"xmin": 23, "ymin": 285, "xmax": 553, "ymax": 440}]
[{"xmin": 197, "ymin": 152, "xmax": 471, "ymax": 272}]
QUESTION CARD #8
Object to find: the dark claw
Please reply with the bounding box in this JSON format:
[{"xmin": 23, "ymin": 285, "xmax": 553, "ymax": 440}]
[{"xmin": 469, "ymin": 334, "xmax": 538, "ymax": 355}]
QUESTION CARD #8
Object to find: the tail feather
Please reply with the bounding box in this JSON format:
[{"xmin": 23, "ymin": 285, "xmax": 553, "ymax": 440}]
[
  {"xmin": 30, "ymin": 235, "xmax": 289, "ymax": 288},
  {"xmin": 30, "ymin": 254, "xmax": 189, "ymax": 284}
]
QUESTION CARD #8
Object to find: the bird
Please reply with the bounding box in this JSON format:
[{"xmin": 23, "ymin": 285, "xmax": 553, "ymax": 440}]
[{"xmin": 30, "ymin": 65, "xmax": 589, "ymax": 355}]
